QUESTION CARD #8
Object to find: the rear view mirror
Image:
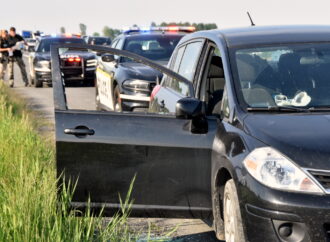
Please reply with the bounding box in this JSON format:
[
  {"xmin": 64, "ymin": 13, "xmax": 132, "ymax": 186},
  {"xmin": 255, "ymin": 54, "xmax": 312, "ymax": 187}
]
[{"xmin": 101, "ymin": 54, "xmax": 115, "ymax": 62}]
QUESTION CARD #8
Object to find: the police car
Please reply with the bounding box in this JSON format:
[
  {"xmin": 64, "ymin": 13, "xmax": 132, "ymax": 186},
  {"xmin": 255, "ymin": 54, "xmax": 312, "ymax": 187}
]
[
  {"xmin": 30, "ymin": 35, "xmax": 97, "ymax": 87},
  {"xmin": 95, "ymin": 26, "xmax": 195, "ymax": 111}
]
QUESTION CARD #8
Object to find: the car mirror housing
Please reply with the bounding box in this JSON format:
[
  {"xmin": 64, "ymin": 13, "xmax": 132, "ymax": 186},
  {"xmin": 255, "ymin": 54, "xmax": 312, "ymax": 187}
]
[
  {"xmin": 101, "ymin": 54, "xmax": 115, "ymax": 63},
  {"xmin": 176, "ymin": 98, "xmax": 208, "ymax": 134},
  {"xmin": 176, "ymin": 97, "xmax": 204, "ymax": 119}
]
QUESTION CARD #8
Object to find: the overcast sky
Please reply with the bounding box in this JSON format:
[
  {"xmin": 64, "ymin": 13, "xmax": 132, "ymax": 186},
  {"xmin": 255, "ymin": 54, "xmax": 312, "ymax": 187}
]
[{"xmin": 2, "ymin": 0, "xmax": 330, "ymax": 35}]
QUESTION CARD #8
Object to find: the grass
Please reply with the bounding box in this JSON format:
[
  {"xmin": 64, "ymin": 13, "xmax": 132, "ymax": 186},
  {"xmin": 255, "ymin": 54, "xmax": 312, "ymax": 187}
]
[{"xmin": 0, "ymin": 82, "xmax": 134, "ymax": 242}]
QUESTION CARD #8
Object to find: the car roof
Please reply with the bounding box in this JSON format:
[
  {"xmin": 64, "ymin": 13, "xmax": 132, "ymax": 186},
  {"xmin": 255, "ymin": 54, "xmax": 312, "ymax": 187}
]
[{"xmin": 180, "ymin": 25, "xmax": 330, "ymax": 48}]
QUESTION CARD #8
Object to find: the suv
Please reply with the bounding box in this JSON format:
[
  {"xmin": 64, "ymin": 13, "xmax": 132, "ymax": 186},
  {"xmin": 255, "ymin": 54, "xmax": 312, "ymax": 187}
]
[
  {"xmin": 52, "ymin": 26, "xmax": 330, "ymax": 242},
  {"xmin": 30, "ymin": 36, "xmax": 97, "ymax": 87},
  {"xmin": 95, "ymin": 26, "xmax": 194, "ymax": 111}
]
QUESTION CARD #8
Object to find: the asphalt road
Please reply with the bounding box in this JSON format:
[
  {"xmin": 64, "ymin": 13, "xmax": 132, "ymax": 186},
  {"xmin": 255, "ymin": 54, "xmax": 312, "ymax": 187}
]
[{"xmin": 8, "ymin": 55, "xmax": 220, "ymax": 242}]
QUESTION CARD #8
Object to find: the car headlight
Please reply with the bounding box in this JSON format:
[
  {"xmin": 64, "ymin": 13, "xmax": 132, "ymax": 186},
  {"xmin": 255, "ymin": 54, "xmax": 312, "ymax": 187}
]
[
  {"xmin": 35, "ymin": 60, "xmax": 50, "ymax": 71},
  {"xmin": 122, "ymin": 79, "xmax": 150, "ymax": 91},
  {"xmin": 243, "ymin": 147, "xmax": 323, "ymax": 194}
]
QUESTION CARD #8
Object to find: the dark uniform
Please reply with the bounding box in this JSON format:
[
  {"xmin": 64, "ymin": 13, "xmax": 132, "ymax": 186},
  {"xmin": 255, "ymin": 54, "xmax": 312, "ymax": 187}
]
[
  {"xmin": 0, "ymin": 37, "xmax": 10, "ymax": 80},
  {"xmin": 7, "ymin": 34, "xmax": 28, "ymax": 86}
]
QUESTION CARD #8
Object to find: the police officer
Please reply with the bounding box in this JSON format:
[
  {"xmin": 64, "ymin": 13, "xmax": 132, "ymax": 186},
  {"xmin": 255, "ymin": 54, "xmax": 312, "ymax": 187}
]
[
  {"xmin": 0, "ymin": 30, "xmax": 11, "ymax": 82},
  {"xmin": 8, "ymin": 27, "xmax": 29, "ymax": 87}
]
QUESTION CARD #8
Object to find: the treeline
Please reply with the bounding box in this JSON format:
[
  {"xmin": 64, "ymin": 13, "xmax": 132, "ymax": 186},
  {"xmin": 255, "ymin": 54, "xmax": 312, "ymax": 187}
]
[
  {"xmin": 155, "ymin": 22, "xmax": 218, "ymax": 31},
  {"xmin": 68, "ymin": 21, "xmax": 218, "ymax": 39}
]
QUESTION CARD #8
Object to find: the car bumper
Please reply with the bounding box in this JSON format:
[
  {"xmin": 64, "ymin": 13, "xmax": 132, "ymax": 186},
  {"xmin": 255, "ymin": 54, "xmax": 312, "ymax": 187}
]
[
  {"xmin": 35, "ymin": 70, "xmax": 95, "ymax": 83},
  {"xmin": 120, "ymin": 91, "xmax": 150, "ymax": 112},
  {"xmin": 239, "ymin": 173, "xmax": 330, "ymax": 242}
]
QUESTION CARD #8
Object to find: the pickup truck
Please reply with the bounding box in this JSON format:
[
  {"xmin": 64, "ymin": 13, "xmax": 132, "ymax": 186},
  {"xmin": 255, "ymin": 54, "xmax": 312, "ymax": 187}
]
[{"xmin": 52, "ymin": 26, "xmax": 330, "ymax": 242}]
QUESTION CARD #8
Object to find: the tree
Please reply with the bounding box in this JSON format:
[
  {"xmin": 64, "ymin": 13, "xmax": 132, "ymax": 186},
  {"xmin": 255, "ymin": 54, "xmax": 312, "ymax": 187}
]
[
  {"xmin": 103, "ymin": 26, "xmax": 121, "ymax": 39},
  {"xmin": 60, "ymin": 26, "xmax": 66, "ymax": 34},
  {"xmin": 79, "ymin": 23, "xmax": 87, "ymax": 35},
  {"xmin": 93, "ymin": 32, "xmax": 100, "ymax": 37},
  {"xmin": 150, "ymin": 22, "xmax": 157, "ymax": 27}
]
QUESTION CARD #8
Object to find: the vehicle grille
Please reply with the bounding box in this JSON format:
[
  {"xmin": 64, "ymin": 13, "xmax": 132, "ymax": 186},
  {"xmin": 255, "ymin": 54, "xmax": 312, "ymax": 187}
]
[{"xmin": 308, "ymin": 170, "xmax": 330, "ymax": 190}]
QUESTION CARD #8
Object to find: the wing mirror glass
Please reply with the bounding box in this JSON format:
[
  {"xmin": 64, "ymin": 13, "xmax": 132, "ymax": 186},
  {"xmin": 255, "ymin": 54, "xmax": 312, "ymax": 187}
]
[{"xmin": 101, "ymin": 54, "xmax": 115, "ymax": 62}]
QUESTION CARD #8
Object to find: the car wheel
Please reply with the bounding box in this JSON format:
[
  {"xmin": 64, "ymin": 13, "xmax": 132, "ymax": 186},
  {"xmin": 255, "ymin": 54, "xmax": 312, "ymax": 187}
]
[
  {"xmin": 113, "ymin": 85, "xmax": 122, "ymax": 112},
  {"xmin": 34, "ymin": 78, "xmax": 43, "ymax": 88},
  {"xmin": 224, "ymin": 179, "xmax": 246, "ymax": 242}
]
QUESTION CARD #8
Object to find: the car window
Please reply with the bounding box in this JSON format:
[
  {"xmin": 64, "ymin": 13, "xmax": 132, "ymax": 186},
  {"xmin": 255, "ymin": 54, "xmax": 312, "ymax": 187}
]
[
  {"xmin": 199, "ymin": 45, "xmax": 225, "ymax": 115},
  {"xmin": 177, "ymin": 41, "xmax": 203, "ymax": 81},
  {"xmin": 111, "ymin": 39, "xmax": 118, "ymax": 48},
  {"xmin": 173, "ymin": 46, "xmax": 185, "ymax": 72}
]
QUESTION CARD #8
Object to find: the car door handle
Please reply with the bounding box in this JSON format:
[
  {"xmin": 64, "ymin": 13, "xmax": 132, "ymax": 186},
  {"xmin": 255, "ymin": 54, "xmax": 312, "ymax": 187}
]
[{"xmin": 64, "ymin": 127, "xmax": 95, "ymax": 136}]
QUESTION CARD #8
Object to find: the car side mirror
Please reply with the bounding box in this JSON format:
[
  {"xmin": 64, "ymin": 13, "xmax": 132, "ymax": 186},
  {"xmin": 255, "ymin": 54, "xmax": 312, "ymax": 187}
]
[
  {"xmin": 101, "ymin": 54, "xmax": 115, "ymax": 62},
  {"xmin": 176, "ymin": 98, "xmax": 208, "ymax": 134}
]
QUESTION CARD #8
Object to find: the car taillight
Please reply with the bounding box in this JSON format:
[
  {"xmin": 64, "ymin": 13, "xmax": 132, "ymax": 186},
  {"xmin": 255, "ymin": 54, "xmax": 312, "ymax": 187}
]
[{"xmin": 150, "ymin": 85, "xmax": 161, "ymax": 101}]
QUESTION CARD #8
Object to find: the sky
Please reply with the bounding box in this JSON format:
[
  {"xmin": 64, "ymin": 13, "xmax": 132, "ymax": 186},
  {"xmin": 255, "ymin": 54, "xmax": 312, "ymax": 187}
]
[{"xmin": 2, "ymin": 0, "xmax": 330, "ymax": 35}]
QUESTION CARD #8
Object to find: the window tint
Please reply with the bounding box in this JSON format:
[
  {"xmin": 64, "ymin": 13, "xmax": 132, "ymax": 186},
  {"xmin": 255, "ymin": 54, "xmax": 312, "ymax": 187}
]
[
  {"xmin": 177, "ymin": 41, "xmax": 203, "ymax": 81},
  {"xmin": 111, "ymin": 39, "xmax": 118, "ymax": 48}
]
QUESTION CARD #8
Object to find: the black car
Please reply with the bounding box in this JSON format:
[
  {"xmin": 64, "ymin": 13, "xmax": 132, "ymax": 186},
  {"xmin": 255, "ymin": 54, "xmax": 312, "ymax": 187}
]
[
  {"xmin": 95, "ymin": 26, "xmax": 194, "ymax": 111},
  {"xmin": 85, "ymin": 36, "xmax": 111, "ymax": 46},
  {"xmin": 52, "ymin": 25, "xmax": 330, "ymax": 242},
  {"xmin": 30, "ymin": 36, "xmax": 97, "ymax": 87}
]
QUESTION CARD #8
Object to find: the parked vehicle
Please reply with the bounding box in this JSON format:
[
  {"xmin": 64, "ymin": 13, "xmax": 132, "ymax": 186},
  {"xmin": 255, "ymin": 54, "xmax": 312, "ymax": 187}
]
[
  {"xmin": 30, "ymin": 36, "xmax": 97, "ymax": 87},
  {"xmin": 52, "ymin": 26, "xmax": 330, "ymax": 242},
  {"xmin": 95, "ymin": 26, "xmax": 194, "ymax": 112}
]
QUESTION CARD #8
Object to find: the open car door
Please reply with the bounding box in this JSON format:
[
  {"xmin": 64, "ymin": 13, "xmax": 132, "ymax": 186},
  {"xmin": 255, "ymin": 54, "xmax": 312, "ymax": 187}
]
[{"xmin": 52, "ymin": 44, "xmax": 217, "ymax": 218}]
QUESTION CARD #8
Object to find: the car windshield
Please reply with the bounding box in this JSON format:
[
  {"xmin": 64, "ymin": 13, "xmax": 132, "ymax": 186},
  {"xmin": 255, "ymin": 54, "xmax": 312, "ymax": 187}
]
[
  {"xmin": 37, "ymin": 38, "xmax": 85, "ymax": 52},
  {"xmin": 232, "ymin": 43, "xmax": 330, "ymax": 109},
  {"xmin": 122, "ymin": 34, "xmax": 183, "ymax": 63},
  {"xmin": 90, "ymin": 37, "xmax": 111, "ymax": 45}
]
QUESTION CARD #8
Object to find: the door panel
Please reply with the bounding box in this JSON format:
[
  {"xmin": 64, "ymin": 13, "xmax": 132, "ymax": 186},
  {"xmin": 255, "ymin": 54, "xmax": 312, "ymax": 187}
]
[{"xmin": 56, "ymin": 110, "xmax": 216, "ymax": 218}]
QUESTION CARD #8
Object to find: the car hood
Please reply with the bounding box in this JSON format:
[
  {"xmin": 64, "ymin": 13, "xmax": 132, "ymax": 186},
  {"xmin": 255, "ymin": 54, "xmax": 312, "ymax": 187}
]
[
  {"xmin": 244, "ymin": 113, "xmax": 330, "ymax": 170},
  {"xmin": 119, "ymin": 62, "xmax": 163, "ymax": 82}
]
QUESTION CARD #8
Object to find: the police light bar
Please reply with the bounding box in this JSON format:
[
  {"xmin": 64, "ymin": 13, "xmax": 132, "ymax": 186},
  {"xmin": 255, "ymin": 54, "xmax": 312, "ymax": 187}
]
[
  {"xmin": 122, "ymin": 26, "xmax": 196, "ymax": 34},
  {"xmin": 151, "ymin": 26, "xmax": 196, "ymax": 32}
]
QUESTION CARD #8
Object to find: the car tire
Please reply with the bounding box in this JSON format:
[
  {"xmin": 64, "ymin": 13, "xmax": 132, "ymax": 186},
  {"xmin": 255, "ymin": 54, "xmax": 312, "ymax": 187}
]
[
  {"xmin": 34, "ymin": 78, "xmax": 43, "ymax": 88},
  {"xmin": 223, "ymin": 179, "xmax": 246, "ymax": 242},
  {"xmin": 113, "ymin": 85, "xmax": 122, "ymax": 112}
]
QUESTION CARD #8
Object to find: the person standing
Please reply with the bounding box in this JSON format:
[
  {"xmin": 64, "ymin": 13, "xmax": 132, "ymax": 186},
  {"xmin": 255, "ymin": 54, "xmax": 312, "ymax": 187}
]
[
  {"xmin": 0, "ymin": 30, "xmax": 10, "ymax": 82},
  {"xmin": 8, "ymin": 27, "xmax": 29, "ymax": 87}
]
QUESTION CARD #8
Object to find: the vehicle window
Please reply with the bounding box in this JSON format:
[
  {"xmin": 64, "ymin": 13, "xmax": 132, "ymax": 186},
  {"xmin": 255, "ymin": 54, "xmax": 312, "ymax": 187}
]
[
  {"xmin": 91, "ymin": 37, "xmax": 111, "ymax": 46},
  {"xmin": 177, "ymin": 41, "xmax": 203, "ymax": 81},
  {"xmin": 111, "ymin": 39, "xmax": 118, "ymax": 48},
  {"xmin": 121, "ymin": 35, "xmax": 183, "ymax": 63},
  {"xmin": 199, "ymin": 46, "xmax": 225, "ymax": 115},
  {"xmin": 232, "ymin": 43, "xmax": 330, "ymax": 108},
  {"xmin": 162, "ymin": 45, "xmax": 185, "ymax": 88},
  {"xmin": 173, "ymin": 46, "xmax": 185, "ymax": 72},
  {"xmin": 36, "ymin": 38, "xmax": 85, "ymax": 53}
]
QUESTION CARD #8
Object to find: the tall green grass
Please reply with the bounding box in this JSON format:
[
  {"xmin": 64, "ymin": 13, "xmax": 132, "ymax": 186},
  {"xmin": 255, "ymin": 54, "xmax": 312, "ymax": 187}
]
[{"xmin": 0, "ymin": 83, "xmax": 133, "ymax": 241}]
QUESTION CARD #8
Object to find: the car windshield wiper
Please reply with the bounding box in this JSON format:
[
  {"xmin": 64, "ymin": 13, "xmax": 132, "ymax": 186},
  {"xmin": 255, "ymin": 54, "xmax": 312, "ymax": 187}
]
[
  {"xmin": 307, "ymin": 106, "xmax": 330, "ymax": 112},
  {"xmin": 247, "ymin": 106, "xmax": 310, "ymax": 112}
]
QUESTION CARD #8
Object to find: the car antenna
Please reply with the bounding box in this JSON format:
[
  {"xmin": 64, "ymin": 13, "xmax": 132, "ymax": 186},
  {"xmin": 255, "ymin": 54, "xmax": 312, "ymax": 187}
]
[{"xmin": 247, "ymin": 11, "xmax": 255, "ymax": 26}]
